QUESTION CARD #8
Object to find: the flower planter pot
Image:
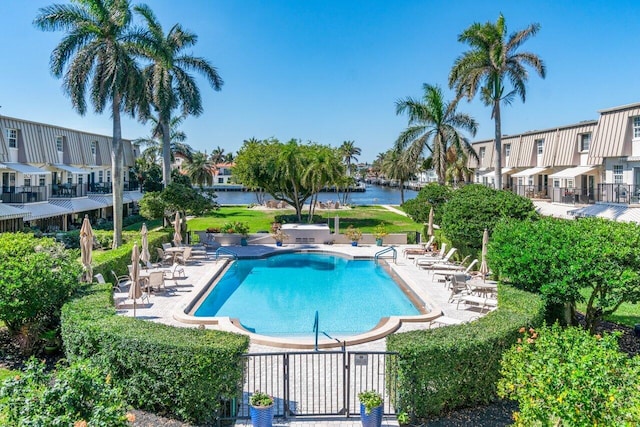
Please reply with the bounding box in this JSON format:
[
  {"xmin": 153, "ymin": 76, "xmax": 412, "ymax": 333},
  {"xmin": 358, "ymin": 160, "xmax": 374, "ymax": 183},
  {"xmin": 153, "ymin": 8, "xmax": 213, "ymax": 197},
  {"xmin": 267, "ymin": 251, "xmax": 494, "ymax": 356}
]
[
  {"xmin": 360, "ymin": 403, "xmax": 383, "ymax": 427},
  {"xmin": 351, "ymin": 241, "xmax": 358, "ymax": 247},
  {"xmin": 250, "ymin": 404, "xmax": 274, "ymax": 427},
  {"xmin": 276, "ymin": 241, "xmax": 283, "ymax": 247},
  {"xmin": 375, "ymin": 238, "xmax": 383, "ymax": 246},
  {"xmin": 240, "ymin": 238, "xmax": 248, "ymax": 246}
]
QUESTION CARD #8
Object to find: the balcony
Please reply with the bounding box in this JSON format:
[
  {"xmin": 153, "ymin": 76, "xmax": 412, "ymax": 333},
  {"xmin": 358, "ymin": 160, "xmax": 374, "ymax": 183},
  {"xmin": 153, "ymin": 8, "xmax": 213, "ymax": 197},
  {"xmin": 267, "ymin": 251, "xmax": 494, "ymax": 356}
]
[
  {"xmin": 50, "ymin": 183, "xmax": 88, "ymax": 198},
  {"xmin": 1, "ymin": 185, "xmax": 48, "ymax": 203}
]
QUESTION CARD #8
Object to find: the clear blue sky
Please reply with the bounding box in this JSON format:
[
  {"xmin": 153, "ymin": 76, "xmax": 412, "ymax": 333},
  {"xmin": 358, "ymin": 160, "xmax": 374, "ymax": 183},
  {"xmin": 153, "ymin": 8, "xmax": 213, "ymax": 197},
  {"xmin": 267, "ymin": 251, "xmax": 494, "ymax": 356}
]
[{"xmin": 2, "ymin": 0, "xmax": 639, "ymax": 163}]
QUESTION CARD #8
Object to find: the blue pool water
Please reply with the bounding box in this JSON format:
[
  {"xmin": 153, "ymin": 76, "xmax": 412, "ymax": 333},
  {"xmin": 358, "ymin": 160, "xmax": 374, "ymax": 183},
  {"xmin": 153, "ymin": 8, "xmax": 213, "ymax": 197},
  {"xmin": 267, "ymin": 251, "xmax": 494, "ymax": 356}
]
[{"xmin": 194, "ymin": 253, "xmax": 420, "ymax": 336}]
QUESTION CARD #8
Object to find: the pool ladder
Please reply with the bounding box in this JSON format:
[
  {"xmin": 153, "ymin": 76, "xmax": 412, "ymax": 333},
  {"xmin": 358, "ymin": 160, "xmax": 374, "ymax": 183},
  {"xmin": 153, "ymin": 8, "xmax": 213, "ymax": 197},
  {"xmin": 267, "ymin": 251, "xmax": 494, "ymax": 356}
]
[
  {"xmin": 215, "ymin": 247, "xmax": 238, "ymax": 261},
  {"xmin": 374, "ymin": 246, "xmax": 397, "ymax": 264}
]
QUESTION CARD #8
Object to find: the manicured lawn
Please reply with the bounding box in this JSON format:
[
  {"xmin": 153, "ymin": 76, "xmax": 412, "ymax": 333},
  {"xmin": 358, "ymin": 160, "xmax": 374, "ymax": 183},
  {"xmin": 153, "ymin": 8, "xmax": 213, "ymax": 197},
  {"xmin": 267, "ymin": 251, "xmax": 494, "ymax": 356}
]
[
  {"xmin": 124, "ymin": 218, "xmax": 163, "ymax": 231},
  {"xmin": 186, "ymin": 205, "xmax": 422, "ymax": 234}
]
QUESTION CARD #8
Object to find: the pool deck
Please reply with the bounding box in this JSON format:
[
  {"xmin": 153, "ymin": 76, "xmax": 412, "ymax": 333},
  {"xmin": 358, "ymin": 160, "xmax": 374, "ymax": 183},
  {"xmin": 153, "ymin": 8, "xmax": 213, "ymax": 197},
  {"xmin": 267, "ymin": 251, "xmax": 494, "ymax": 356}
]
[{"xmin": 114, "ymin": 243, "xmax": 487, "ymax": 352}]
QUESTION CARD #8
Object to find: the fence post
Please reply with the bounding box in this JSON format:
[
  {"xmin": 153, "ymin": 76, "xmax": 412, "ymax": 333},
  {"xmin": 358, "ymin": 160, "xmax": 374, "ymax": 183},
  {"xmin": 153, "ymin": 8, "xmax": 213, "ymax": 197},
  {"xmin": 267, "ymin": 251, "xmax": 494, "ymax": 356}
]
[
  {"xmin": 345, "ymin": 351, "xmax": 351, "ymax": 417},
  {"xmin": 283, "ymin": 353, "xmax": 289, "ymax": 419}
]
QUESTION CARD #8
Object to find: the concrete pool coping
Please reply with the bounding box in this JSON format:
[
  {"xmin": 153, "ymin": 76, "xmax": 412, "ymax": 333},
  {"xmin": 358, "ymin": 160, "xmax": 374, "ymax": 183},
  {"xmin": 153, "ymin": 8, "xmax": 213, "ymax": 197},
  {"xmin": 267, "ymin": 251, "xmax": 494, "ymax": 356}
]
[{"xmin": 172, "ymin": 246, "xmax": 445, "ymax": 349}]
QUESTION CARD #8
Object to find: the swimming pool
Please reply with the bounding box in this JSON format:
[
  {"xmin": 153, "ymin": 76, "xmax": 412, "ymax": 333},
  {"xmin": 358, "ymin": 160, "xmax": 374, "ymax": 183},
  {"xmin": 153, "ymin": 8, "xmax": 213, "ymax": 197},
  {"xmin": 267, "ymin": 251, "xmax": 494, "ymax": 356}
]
[{"xmin": 193, "ymin": 252, "xmax": 422, "ymax": 337}]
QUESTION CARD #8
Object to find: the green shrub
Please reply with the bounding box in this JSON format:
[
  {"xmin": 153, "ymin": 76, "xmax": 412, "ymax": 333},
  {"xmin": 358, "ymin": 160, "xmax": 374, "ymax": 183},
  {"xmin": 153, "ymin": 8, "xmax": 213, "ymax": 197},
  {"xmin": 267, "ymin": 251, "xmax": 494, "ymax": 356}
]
[
  {"xmin": 401, "ymin": 183, "xmax": 453, "ymax": 224},
  {"xmin": 386, "ymin": 285, "xmax": 544, "ymax": 421},
  {"xmin": 440, "ymin": 185, "xmax": 538, "ymax": 250},
  {"xmin": 62, "ymin": 280, "xmax": 249, "ymax": 423},
  {"xmin": 499, "ymin": 324, "xmax": 640, "ymax": 426},
  {"xmin": 491, "ymin": 217, "xmax": 640, "ymax": 331},
  {"xmin": 0, "ymin": 358, "xmax": 130, "ymax": 426},
  {"xmin": 0, "ymin": 234, "xmax": 81, "ymax": 336}
]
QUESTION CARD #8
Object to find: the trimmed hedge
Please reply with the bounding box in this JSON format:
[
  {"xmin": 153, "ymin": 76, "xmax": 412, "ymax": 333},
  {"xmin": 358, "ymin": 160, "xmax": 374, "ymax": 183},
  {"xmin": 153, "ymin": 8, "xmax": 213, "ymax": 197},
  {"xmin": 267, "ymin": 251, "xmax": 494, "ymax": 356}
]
[
  {"xmin": 386, "ymin": 285, "xmax": 545, "ymax": 420},
  {"xmin": 61, "ymin": 230, "xmax": 249, "ymax": 424}
]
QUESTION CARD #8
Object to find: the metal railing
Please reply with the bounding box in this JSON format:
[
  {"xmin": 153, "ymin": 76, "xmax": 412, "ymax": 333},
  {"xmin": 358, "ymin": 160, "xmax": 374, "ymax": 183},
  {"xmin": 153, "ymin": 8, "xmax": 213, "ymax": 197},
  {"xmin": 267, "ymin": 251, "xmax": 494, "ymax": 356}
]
[
  {"xmin": 215, "ymin": 247, "xmax": 238, "ymax": 260},
  {"xmin": 218, "ymin": 350, "xmax": 399, "ymax": 423},
  {"xmin": 375, "ymin": 247, "xmax": 397, "ymax": 264},
  {"xmin": 1, "ymin": 185, "xmax": 47, "ymax": 203}
]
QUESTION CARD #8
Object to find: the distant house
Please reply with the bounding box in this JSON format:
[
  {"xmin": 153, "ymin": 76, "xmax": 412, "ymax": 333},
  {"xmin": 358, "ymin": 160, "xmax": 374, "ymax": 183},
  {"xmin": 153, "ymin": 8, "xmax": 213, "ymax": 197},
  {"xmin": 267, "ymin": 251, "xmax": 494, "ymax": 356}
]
[{"xmin": 214, "ymin": 162, "xmax": 234, "ymax": 185}]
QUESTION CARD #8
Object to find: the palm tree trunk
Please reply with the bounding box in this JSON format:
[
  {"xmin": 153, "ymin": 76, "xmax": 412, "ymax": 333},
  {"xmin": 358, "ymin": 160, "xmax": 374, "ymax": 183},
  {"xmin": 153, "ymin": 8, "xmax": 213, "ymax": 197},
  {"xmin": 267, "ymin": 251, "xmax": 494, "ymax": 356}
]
[
  {"xmin": 161, "ymin": 119, "xmax": 172, "ymax": 188},
  {"xmin": 111, "ymin": 96, "xmax": 124, "ymax": 248},
  {"xmin": 494, "ymin": 100, "xmax": 503, "ymax": 190}
]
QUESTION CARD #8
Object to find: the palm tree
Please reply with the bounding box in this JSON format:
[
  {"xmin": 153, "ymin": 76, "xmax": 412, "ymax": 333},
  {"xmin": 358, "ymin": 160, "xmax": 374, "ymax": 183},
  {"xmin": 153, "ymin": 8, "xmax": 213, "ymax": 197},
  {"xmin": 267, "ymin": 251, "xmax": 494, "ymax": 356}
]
[
  {"xmin": 210, "ymin": 146, "xmax": 226, "ymax": 165},
  {"xmin": 184, "ymin": 151, "xmax": 215, "ymax": 188},
  {"xmin": 133, "ymin": 114, "xmax": 193, "ymax": 163},
  {"xmin": 35, "ymin": 0, "xmax": 146, "ymax": 248},
  {"xmin": 134, "ymin": 4, "xmax": 223, "ymax": 188},
  {"xmin": 445, "ymin": 146, "xmax": 473, "ymax": 185},
  {"xmin": 302, "ymin": 145, "xmax": 344, "ymax": 221},
  {"xmin": 449, "ymin": 14, "xmax": 546, "ymax": 190},
  {"xmin": 395, "ymin": 84, "xmax": 478, "ymax": 185},
  {"xmin": 339, "ymin": 140, "xmax": 361, "ymax": 177},
  {"xmin": 381, "ymin": 149, "xmax": 413, "ymax": 204}
]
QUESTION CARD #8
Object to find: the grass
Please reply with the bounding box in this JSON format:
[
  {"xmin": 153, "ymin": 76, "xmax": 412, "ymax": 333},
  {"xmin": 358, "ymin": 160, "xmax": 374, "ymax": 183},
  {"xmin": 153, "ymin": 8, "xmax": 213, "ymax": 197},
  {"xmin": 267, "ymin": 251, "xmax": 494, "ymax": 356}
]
[
  {"xmin": 124, "ymin": 218, "xmax": 163, "ymax": 232},
  {"xmin": 0, "ymin": 368, "xmax": 17, "ymax": 383},
  {"xmin": 185, "ymin": 205, "xmax": 422, "ymax": 234}
]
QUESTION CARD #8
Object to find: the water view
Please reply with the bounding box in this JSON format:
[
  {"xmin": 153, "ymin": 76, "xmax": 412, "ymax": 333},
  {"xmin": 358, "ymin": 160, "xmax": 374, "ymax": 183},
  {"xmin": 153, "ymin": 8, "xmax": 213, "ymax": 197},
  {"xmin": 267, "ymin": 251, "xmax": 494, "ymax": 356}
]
[{"xmin": 214, "ymin": 184, "xmax": 419, "ymax": 205}]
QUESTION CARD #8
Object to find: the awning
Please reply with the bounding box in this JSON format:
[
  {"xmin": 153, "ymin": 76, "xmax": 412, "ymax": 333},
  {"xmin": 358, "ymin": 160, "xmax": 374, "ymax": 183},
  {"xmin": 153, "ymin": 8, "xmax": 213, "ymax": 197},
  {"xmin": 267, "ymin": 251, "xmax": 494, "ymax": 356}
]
[
  {"xmin": 481, "ymin": 167, "xmax": 513, "ymax": 178},
  {"xmin": 548, "ymin": 166, "xmax": 597, "ymax": 179},
  {"xmin": 88, "ymin": 195, "xmax": 114, "ymax": 207},
  {"xmin": 512, "ymin": 167, "xmax": 550, "ymax": 178},
  {"xmin": 52, "ymin": 164, "xmax": 88, "ymax": 174},
  {"xmin": 0, "ymin": 163, "xmax": 50, "ymax": 175},
  {"xmin": 0, "ymin": 203, "xmax": 27, "ymax": 220},
  {"xmin": 49, "ymin": 197, "xmax": 107, "ymax": 214},
  {"xmin": 569, "ymin": 203, "xmax": 640, "ymax": 224},
  {"xmin": 124, "ymin": 190, "xmax": 143, "ymax": 202},
  {"xmin": 13, "ymin": 202, "xmax": 71, "ymax": 221}
]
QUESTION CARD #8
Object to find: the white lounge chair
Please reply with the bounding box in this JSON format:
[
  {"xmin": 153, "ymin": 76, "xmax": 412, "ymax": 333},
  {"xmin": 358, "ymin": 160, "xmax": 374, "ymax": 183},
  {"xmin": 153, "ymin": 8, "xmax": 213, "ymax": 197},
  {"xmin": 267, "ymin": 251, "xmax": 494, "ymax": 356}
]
[
  {"xmin": 416, "ymin": 248, "xmax": 457, "ymax": 269},
  {"xmin": 414, "ymin": 243, "xmax": 446, "ymax": 264},
  {"xmin": 433, "ymin": 259, "xmax": 479, "ymax": 287}
]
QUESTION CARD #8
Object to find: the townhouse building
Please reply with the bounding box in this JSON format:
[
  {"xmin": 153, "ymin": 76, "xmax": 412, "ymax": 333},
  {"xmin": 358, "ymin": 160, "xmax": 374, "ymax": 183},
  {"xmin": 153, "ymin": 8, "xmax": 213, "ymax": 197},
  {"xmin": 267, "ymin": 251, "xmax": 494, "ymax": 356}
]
[
  {"xmin": 0, "ymin": 115, "xmax": 142, "ymax": 232},
  {"xmin": 471, "ymin": 102, "xmax": 640, "ymax": 206}
]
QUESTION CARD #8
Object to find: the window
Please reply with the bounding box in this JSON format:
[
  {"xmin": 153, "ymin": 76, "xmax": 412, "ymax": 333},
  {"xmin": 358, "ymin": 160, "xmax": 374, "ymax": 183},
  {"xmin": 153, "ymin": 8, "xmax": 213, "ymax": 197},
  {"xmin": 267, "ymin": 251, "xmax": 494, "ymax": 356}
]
[
  {"xmin": 536, "ymin": 139, "xmax": 544, "ymax": 155},
  {"xmin": 614, "ymin": 165, "xmax": 624, "ymax": 184},
  {"xmin": 580, "ymin": 133, "xmax": 591, "ymax": 152},
  {"xmin": 106, "ymin": 170, "xmax": 111, "ymax": 182},
  {"xmin": 24, "ymin": 175, "xmax": 31, "ymax": 187},
  {"xmin": 634, "ymin": 117, "xmax": 640, "ymax": 139},
  {"xmin": 91, "ymin": 141, "xmax": 97, "ymax": 155},
  {"xmin": 56, "ymin": 136, "xmax": 63, "ymax": 152},
  {"xmin": 518, "ymin": 177, "xmax": 523, "ymax": 186},
  {"xmin": 39, "ymin": 176, "xmax": 45, "ymax": 186},
  {"xmin": 98, "ymin": 170, "xmax": 103, "ymax": 183},
  {"xmin": 567, "ymin": 179, "xmax": 574, "ymax": 189},
  {"xmin": 553, "ymin": 179, "xmax": 560, "ymax": 188},
  {"xmin": 527, "ymin": 176, "xmax": 533, "ymax": 186},
  {"xmin": 504, "ymin": 144, "xmax": 511, "ymax": 157},
  {"xmin": 218, "ymin": 177, "xmax": 224, "ymax": 184},
  {"xmin": 479, "ymin": 147, "xmax": 486, "ymax": 160},
  {"xmin": 7, "ymin": 129, "xmax": 17, "ymax": 149}
]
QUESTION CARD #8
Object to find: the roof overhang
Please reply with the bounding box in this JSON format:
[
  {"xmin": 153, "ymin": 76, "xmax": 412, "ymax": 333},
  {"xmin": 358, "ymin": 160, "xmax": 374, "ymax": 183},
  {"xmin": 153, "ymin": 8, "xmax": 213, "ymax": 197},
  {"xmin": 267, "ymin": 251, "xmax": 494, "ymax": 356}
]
[
  {"xmin": 512, "ymin": 167, "xmax": 551, "ymax": 178},
  {"xmin": 549, "ymin": 166, "xmax": 597, "ymax": 179},
  {"xmin": 0, "ymin": 163, "xmax": 50, "ymax": 175}
]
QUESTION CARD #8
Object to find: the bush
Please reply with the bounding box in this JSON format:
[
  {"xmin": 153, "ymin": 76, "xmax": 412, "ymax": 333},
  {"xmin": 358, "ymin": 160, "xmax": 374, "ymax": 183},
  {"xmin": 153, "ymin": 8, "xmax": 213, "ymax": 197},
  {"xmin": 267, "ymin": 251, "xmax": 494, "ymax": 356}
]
[
  {"xmin": 0, "ymin": 234, "xmax": 81, "ymax": 336},
  {"xmin": 0, "ymin": 358, "xmax": 130, "ymax": 426},
  {"xmin": 441, "ymin": 185, "xmax": 538, "ymax": 250},
  {"xmin": 401, "ymin": 183, "xmax": 453, "ymax": 225},
  {"xmin": 498, "ymin": 324, "xmax": 640, "ymax": 425},
  {"xmin": 386, "ymin": 285, "xmax": 544, "ymax": 421}
]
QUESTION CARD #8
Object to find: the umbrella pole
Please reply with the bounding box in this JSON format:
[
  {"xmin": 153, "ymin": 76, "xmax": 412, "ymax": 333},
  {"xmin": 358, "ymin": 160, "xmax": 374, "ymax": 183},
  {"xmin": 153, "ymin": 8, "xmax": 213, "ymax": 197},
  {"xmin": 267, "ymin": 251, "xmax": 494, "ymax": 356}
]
[{"xmin": 133, "ymin": 300, "xmax": 137, "ymax": 317}]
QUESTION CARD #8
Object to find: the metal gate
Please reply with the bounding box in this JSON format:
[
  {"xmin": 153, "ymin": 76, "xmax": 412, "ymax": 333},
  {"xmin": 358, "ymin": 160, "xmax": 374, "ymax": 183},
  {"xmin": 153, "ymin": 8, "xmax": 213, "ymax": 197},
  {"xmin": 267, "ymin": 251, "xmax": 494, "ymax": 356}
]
[{"xmin": 219, "ymin": 351, "xmax": 399, "ymax": 421}]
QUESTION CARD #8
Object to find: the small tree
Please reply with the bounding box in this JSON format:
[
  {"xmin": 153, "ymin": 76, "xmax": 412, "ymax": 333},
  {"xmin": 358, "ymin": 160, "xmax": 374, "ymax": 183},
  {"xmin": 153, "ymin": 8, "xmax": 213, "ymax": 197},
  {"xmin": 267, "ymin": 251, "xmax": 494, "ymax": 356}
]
[
  {"xmin": 401, "ymin": 183, "xmax": 453, "ymax": 224},
  {"xmin": 499, "ymin": 324, "xmax": 640, "ymax": 426}
]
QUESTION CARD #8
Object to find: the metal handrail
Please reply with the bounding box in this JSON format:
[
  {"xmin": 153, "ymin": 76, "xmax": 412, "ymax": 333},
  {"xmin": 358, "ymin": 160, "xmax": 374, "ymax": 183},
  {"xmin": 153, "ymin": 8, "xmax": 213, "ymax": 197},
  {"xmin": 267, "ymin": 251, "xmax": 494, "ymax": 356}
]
[
  {"xmin": 215, "ymin": 247, "xmax": 238, "ymax": 260},
  {"xmin": 374, "ymin": 247, "xmax": 397, "ymax": 264}
]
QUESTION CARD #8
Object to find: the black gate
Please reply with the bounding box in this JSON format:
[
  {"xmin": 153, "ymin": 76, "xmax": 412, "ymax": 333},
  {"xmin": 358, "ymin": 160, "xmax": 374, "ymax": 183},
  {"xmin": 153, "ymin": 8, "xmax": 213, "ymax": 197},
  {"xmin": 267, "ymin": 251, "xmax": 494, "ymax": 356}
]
[{"xmin": 219, "ymin": 351, "xmax": 399, "ymax": 421}]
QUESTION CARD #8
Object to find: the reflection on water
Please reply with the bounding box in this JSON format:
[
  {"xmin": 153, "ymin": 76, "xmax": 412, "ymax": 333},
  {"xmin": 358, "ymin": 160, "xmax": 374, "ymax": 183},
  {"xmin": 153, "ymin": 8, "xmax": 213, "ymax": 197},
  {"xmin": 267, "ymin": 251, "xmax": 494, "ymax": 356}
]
[{"xmin": 214, "ymin": 185, "xmax": 419, "ymax": 205}]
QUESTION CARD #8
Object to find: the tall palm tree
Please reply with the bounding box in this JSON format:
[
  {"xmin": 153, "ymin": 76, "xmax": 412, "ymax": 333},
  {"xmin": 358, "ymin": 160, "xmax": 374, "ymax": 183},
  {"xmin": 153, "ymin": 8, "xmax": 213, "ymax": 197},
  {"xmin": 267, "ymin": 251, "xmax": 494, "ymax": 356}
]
[
  {"xmin": 134, "ymin": 4, "xmax": 223, "ymax": 188},
  {"xmin": 184, "ymin": 151, "xmax": 215, "ymax": 188},
  {"xmin": 210, "ymin": 146, "xmax": 226, "ymax": 165},
  {"xmin": 381, "ymin": 149, "xmax": 413, "ymax": 204},
  {"xmin": 339, "ymin": 140, "xmax": 361, "ymax": 177},
  {"xmin": 35, "ymin": 0, "xmax": 146, "ymax": 248},
  {"xmin": 395, "ymin": 84, "xmax": 478, "ymax": 185},
  {"xmin": 302, "ymin": 145, "xmax": 344, "ymax": 221},
  {"xmin": 445, "ymin": 146, "xmax": 473, "ymax": 185},
  {"xmin": 449, "ymin": 14, "xmax": 546, "ymax": 190}
]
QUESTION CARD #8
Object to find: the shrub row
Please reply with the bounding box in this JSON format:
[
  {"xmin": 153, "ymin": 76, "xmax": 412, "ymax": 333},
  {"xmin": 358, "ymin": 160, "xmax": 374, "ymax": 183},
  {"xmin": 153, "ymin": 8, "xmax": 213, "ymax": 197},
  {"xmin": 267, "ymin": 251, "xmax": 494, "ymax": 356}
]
[
  {"xmin": 61, "ymin": 231, "xmax": 250, "ymax": 423},
  {"xmin": 386, "ymin": 285, "xmax": 545, "ymax": 420}
]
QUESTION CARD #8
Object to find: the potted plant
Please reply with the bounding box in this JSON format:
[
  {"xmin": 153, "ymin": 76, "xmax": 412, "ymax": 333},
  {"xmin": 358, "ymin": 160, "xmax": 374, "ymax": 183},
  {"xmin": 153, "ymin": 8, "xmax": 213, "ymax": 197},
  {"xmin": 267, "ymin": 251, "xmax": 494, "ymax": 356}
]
[
  {"xmin": 221, "ymin": 221, "xmax": 250, "ymax": 245},
  {"xmin": 270, "ymin": 223, "xmax": 288, "ymax": 246},
  {"xmin": 345, "ymin": 225, "xmax": 362, "ymax": 246},
  {"xmin": 373, "ymin": 225, "xmax": 388, "ymax": 246},
  {"xmin": 40, "ymin": 329, "xmax": 60, "ymax": 354},
  {"xmin": 249, "ymin": 390, "xmax": 274, "ymax": 427},
  {"xmin": 358, "ymin": 390, "xmax": 383, "ymax": 427}
]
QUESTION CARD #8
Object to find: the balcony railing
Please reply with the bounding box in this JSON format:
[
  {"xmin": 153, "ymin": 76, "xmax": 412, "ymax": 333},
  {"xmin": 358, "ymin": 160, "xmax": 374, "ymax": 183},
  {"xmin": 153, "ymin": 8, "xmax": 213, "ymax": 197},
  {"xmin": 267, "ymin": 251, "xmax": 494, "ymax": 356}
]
[
  {"xmin": 597, "ymin": 183, "xmax": 640, "ymax": 204},
  {"xmin": 51, "ymin": 183, "xmax": 88, "ymax": 198},
  {"xmin": 1, "ymin": 185, "xmax": 48, "ymax": 203}
]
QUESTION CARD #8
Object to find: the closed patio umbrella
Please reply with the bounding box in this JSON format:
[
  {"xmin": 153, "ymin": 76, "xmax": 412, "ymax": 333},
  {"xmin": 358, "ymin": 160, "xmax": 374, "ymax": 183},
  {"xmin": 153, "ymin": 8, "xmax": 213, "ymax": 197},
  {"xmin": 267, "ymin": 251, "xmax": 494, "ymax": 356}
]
[
  {"xmin": 427, "ymin": 206, "xmax": 434, "ymax": 237},
  {"xmin": 479, "ymin": 228, "xmax": 490, "ymax": 281},
  {"xmin": 173, "ymin": 211, "xmax": 182, "ymax": 246},
  {"xmin": 129, "ymin": 243, "xmax": 142, "ymax": 317},
  {"xmin": 140, "ymin": 223, "xmax": 150, "ymax": 266},
  {"xmin": 79, "ymin": 215, "xmax": 93, "ymax": 282}
]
